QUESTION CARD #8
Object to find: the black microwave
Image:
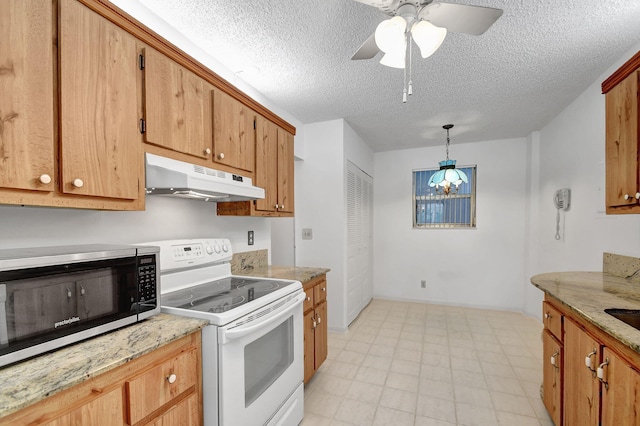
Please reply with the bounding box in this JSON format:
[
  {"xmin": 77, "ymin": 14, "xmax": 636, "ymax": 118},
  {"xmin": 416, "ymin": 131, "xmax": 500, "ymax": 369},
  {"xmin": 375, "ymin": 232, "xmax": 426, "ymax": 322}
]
[{"xmin": 0, "ymin": 244, "xmax": 160, "ymax": 367}]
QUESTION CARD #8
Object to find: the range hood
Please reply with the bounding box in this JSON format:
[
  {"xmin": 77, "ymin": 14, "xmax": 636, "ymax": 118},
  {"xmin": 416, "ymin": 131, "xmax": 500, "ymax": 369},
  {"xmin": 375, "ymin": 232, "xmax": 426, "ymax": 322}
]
[{"xmin": 145, "ymin": 153, "xmax": 265, "ymax": 202}]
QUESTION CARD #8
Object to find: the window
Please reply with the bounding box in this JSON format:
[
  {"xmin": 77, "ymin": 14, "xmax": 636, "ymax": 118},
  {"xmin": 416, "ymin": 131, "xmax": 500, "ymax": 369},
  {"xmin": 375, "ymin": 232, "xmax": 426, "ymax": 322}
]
[{"xmin": 413, "ymin": 166, "xmax": 476, "ymax": 228}]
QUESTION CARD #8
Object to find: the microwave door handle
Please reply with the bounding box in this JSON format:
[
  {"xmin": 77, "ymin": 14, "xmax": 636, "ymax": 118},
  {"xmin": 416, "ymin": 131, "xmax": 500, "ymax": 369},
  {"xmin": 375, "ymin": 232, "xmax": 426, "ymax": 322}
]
[
  {"xmin": 220, "ymin": 292, "xmax": 305, "ymax": 342},
  {"xmin": 0, "ymin": 285, "xmax": 7, "ymax": 345}
]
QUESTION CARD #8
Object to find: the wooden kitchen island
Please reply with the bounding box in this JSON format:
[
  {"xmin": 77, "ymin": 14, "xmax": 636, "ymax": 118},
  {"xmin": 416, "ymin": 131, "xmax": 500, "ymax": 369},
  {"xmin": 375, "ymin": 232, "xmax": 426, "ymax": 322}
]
[{"xmin": 531, "ymin": 253, "xmax": 640, "ymax": 426}]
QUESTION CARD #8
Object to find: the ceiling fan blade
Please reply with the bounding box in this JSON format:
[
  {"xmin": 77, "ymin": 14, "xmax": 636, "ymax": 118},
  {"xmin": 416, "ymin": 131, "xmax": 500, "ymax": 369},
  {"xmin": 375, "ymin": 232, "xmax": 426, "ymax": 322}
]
[
  {"xmin": 353, "ymin": 0, "xmax": 401, "ymax": 15},
  {"xmin": 351, "ymin": 33, "xmax": 380, "ymax": 60},
  {"xmin": 419, "ymin": 2, "xmax": 503, "ymax": 35}
]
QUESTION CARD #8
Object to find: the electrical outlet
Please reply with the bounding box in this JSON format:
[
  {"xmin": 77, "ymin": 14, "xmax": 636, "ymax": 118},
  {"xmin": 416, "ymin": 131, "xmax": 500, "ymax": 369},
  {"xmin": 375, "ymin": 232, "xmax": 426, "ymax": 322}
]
[
  {"xmin": 421, "ymin": 280, "xmax": 426, "ymax": 288},
  {"xmin": 302, "ymin": 228, "xmax": 313, "ymax": 240},
  {"xmin": 248, "ymin": 230, "xmax": 254, "ymax": 245}
]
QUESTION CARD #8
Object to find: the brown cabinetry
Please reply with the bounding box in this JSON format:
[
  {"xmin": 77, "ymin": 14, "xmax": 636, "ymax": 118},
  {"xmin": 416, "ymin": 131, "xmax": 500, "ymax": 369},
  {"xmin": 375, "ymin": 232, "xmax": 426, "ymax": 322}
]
[
  {"xmin": 541, "ymin": 300, "xmax": 563, "ymax": 426},
  {"xmin": 0, "ymin": 0, "xmax": 144, "ymax": 210},
  {"xmin": 213, "ymin": 90, "xmax": 256, "ymax": 173},
  {"xmin": 542, "ymin": 295, "xmax": 640, "ymax": 426},
  {"xmin": 303, "ymin": 275, "xmax": 328, "ymax": 383},
  {"xmin": 217, "ymin": 116, "xmax": 295, "ymax": 217},
  {"xmin": 603, "ymin": 51, "xmax": 640, "ymax": 214},
  {"xmin": 0, "ymin": 0, "xmax": 55, "ymax": 194},
  {"xmin": 142, "ymin": 47, "xmax": 213, "ymax": 160},
  {"xmin": 1, "ymin": 332, "xmax": 202, "ymax": 426}
]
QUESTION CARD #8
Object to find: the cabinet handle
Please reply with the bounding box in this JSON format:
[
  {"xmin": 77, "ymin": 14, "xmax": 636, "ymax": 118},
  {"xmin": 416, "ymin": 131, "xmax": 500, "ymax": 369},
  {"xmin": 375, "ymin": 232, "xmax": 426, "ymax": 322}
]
[
  {"xmin": 585, "ymin": 348, "xmax": 597, "ymax": 372},
  {"xmin": 306, "ymin": 296, "xmax": 311, "ymax": 302},
  {"xmin": 166, "ymin": 373, "xmax": 177, "ymax": 384},
  {"xmin": 274, "ymin": 204, "xmax": 279, "ymax": 210},
  {"xmin": 597, "ymin": 358, "xmax": 609, "ymax": 389},
  {"xmin": 636, "ymin": 193, "xmax": 640, "ymax": 200},
  {"xmin": 280, "ymin": 204, "xmax": 284, "ymax": 210},
  {"xmin": 66, "ymin": 287, "xmax": 72, "ymax": 299},
  {"xmin": 204, "ymin": 148, "xmax": 212, "ymax": 155},
  {"xmin": 218, "ymin": 152, "xmax": 225, "ymax": 160},
  {"xmin": 544, "ymin": 312, "xmax": 552, "ymax": 319},
  {"xmin": 550, "ymin": 350, "xmax": 559, "ymax": 369},
  {"xmin": 72, "ymin": 178, "xmax": 84, "ymax": 188},
  {"xmin": 311, "ymin": 315, "xmax": 317, "ymax": 329},
  {"xmin": 39, "ymin": 174, "xmax": 52, "ymax": 184},
  {"xmin": 321, "ymin": 287, "xmax": 326, "ymax": 292},
  {"xmin": 80, "ymin": 285, "xmax": 85, "ymax": 296},
  {"xmin": 316, "ymin": 313, "xmax": 321, "ymax": 324}
]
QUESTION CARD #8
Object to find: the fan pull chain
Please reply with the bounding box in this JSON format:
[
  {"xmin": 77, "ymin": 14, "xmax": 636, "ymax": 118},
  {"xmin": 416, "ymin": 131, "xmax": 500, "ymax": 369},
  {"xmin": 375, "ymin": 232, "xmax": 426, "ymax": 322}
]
[
  {"xmin": 408, "ymin": 32, "xmax": 413, "ymax": 96},
  {"xmin": 402, "ymin": 48, "xmax": 408, "ymax": 103}
]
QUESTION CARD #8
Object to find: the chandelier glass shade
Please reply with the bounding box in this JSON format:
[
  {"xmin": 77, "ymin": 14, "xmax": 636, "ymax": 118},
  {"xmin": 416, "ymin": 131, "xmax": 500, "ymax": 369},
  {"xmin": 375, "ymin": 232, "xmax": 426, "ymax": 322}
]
[{"xmin": 428, "ymin": 125, "xmax": 468, "ymax": 195}]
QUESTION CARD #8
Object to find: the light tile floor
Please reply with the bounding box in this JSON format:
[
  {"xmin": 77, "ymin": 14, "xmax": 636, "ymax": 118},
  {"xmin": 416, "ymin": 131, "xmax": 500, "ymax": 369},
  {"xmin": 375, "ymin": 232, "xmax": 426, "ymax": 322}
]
[{"xmin": 302, "ymin": 299, "xmax": 553, "ymax": 426}]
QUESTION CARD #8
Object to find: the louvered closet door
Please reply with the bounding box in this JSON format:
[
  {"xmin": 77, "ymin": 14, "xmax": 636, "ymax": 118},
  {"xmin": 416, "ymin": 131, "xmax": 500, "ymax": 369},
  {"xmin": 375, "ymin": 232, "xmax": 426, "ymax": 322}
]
[{"xmin": 346, "ymin": 161, "xmax": 373, "ymax": 326}]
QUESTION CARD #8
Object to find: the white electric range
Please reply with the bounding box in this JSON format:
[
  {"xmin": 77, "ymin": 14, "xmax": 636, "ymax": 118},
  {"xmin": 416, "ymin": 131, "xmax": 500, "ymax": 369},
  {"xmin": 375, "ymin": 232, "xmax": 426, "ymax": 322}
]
[{"xmin": 148, "ymin": 238, "xmax": 304, "ymax": 426}]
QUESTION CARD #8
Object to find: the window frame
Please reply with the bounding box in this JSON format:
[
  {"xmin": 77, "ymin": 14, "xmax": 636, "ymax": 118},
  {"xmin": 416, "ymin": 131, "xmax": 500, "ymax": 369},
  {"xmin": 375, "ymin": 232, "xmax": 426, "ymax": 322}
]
[{"xmin": 412, "ymin": 165, "xmax": 477, "ymax": 229}]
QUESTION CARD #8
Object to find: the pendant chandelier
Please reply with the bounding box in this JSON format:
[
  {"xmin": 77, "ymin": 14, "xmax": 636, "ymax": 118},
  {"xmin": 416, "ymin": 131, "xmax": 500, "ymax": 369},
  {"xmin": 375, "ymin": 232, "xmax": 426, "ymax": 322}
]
[{"xmin": 428, "ymin": 124, "xmax": 468, "ymax": 195}]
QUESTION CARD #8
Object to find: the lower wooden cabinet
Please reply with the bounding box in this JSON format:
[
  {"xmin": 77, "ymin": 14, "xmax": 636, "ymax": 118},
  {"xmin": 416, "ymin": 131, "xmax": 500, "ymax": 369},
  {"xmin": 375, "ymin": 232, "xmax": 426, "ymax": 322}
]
[
  {"xmin": 542, "ymin": 295, "xmax": 640, "ymax": 426},
  {"xmin": 0, "ymin": 332, "xmax": 202, "ymax": 426},
  {"xmin": 303, "ymin": 275, "xmax": 328, "ymax": 384},
  {"xmin": 542, "ymin": 330, "xmax": 562, "ymax": 426}
]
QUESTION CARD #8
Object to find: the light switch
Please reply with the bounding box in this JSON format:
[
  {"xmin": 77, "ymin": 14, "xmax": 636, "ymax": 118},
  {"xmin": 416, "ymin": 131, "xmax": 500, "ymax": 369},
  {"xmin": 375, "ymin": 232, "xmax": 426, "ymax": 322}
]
[
  {"xmin": 302, "ymin": 228, "xmax": 313, "ymax": 240},
  {"xmin": 248, "ymin": 230, "xmax": 254, "ymax": 245}
]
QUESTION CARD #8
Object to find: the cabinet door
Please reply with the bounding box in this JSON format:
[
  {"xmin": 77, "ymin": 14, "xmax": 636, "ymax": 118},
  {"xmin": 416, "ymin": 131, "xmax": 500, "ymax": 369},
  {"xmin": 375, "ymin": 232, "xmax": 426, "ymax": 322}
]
[
  {"xmin": 277, "ymin": 127, "xmax": 295, "ymax": 214},
  {"xmin": 143, "ymin": 48, "xmax": 212, "ymax": 159},
  {"xmin": 605, "ymin": 70, "xmax": 639, "ymax": 209},
  {"xmin": 542, "ymin": 330, "xmax": 562, "ymax": 426},
  {"xmin": 145, "ymin": 393, "xmax": 200, "ymax": 426},
  {"xmin": 213, "ymin": 90, "xmax": 255, "ymax": 172},
  {"xmin": 601, "ymin": 347, "xmax": 640, "ymax": 426},
  {"xmin": 303, "ymin": 309, "xmax": 316, "ymax": 384},
  {"xmin": 59, "ymin": 0, "xmax": 140, "ymax": 200},
  {"xmin": 563, "ymin": 318, "xmax": 600, "ymax": 426},
  {"xmin": 314, "ymin": 301, "xmax": 328, "ymax": 371},
  {"xmin": 42, "ymin": 387, "xmax": 124, "ymax": 426},
  {"xmin": 254, "ymin": 116, "xmax": 278, "ymax": 212},
  {"xmin": 0, "ymin": 0, "xmax": 55, "ymax": 192}
]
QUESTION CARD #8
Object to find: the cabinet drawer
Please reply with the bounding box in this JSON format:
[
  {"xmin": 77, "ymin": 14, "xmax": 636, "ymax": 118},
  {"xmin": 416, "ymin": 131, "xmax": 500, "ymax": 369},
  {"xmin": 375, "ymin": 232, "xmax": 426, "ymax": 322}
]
[
  {"xmin": 126, "ymin": 347, "xmax": 198, "ymax": 424},
  {"xmin": 314, "ymin": 280, "xmax": 327, "ymax": 305},
  {"xmin": 543, "ymin": 301, "xmax": 562, "ymax": 340},
  {"xmin": 303, "ymin": 287, "xmax": 314, "ymax": 313}
]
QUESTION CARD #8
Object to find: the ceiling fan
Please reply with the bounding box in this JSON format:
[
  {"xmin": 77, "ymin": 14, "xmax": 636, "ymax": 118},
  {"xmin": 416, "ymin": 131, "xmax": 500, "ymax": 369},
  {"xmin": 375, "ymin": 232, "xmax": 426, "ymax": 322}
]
[{"xmin": 352, "ymin": 0, "xmax": 503, "ymax": 64}]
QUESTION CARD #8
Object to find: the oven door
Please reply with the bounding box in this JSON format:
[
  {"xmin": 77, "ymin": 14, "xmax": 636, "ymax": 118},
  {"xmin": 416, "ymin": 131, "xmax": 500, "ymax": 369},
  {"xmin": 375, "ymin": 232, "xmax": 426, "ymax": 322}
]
[{"xmin": 218, "ymin": 291, "xmax": 305, "ymax": 426}]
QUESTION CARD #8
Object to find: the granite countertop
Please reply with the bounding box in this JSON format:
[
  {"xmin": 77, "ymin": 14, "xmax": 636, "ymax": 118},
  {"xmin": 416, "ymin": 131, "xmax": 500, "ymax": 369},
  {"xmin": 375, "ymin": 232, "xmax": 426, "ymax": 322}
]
[
  {"xmin": 237, "ymin": 265, "xmax": 330, "ymax": 284},
  {"xmin": 531, "ymin": 271, "xmax": 640, "ymax": 354},
  {"xmin": 0, "ymin": 313, "xmax": 208, "ymax": 418}
]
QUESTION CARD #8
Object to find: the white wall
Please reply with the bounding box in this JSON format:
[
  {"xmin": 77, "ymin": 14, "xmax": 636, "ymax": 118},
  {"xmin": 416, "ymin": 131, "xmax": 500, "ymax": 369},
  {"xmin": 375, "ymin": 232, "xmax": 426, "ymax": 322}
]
[
  {"xmin": 373, "ymin": 138, "xmax": 529, "ymax": 311},
  {"xmin": 525, "ymin": 41, "xmax": 640, "ymax": 316},
  {"xmin": 0, "ymin": 198, "xmax": 271, "ymax": 257}
]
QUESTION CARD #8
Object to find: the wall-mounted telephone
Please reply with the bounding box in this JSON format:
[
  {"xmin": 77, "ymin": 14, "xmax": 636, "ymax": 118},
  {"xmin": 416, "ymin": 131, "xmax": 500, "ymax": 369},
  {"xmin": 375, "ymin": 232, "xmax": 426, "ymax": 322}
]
[
  {"xmin": 554, "ymin": 188, "xmax": 570, "ymax": 211},
  {"xmin": 554, "ymin": 188, "xmax": 570, "ymax": 240}
]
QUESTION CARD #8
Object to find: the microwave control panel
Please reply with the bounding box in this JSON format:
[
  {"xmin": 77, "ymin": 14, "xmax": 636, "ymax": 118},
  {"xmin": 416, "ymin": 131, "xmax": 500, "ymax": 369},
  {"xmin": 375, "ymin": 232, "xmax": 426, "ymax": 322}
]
[{"xmin": 137, "ymin": 255, "xmax": 157, "ymax": 303}]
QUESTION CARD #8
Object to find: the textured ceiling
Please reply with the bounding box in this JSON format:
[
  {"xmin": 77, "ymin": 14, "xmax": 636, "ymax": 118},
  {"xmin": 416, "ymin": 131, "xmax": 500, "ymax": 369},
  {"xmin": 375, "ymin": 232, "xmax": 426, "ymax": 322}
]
[{"xmin": 125, "ymin": 0, "xmax": 640, "ymax": 151}]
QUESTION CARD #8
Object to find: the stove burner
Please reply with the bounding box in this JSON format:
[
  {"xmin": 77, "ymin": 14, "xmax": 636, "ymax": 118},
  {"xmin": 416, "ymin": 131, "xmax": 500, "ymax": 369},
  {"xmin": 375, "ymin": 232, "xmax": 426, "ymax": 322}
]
[{"xmin": 208, "ymin": 295, "xmax": 246, "ymax": 313}]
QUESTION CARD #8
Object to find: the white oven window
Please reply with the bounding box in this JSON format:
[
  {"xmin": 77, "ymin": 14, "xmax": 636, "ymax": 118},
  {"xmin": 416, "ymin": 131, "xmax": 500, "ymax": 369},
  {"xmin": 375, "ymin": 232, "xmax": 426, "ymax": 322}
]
[{"xmin": 244, "ymin": 316, "xmax": 294, "ymax": 407}]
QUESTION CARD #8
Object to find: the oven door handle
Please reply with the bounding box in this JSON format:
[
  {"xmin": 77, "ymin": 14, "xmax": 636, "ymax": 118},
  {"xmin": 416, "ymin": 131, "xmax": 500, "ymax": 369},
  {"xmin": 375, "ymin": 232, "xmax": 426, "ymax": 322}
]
[{"xmin": 221, "ymin": 292, "xmax": 305, "ymax": 342}]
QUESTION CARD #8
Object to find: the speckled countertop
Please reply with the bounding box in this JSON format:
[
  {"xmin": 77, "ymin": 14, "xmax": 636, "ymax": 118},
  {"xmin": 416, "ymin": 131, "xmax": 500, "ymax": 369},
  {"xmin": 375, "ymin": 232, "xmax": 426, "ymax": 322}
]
[
  {"xmin": 0, "ymin": 313, "xmax": 208, "ymax": 418},
  {"xmin": 531, "ymin": 267, "xmax": 640, "ymax": 355},
  {"xmin": 236, "ymin": 265, "xmax": 330, "ymax": 284},
  {"xmin": 230, "ymin": 249, "xmax": 330, "ymax": 283}
]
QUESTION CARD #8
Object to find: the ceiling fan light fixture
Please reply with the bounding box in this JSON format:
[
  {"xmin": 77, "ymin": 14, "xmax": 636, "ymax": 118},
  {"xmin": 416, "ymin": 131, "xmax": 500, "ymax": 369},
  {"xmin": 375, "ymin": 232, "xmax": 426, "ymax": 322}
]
[
  {"xmin": 379, "ymin": 49, "xmax": 406, "ymax": 69},
  {"xmin": 411, "ymin": 20, "xmax": 447, "ymax": 58},
  {"xmin": 375, "ymin": 16, "xmax": 407, "ymax": 54}
]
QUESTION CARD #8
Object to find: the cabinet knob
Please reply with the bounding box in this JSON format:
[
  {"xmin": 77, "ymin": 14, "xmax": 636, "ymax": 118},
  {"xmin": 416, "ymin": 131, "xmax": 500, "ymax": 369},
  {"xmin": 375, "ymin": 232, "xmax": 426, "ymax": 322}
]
[
  {"xmin": 204, "ymin": 148, "xmax": 212, "ymax": 155},
  {"xmin": 544, "ymin": 312, "xmax": 551, "ymax": 319},
  {"xmin": 274, "ymin": 203, "xmax": 279, "ymax": 209},
  {"xmin": 321, "ymin": 287, "xmax": 326, "ymax": 292},
  {"xmin": 218, "ymin": 152, "xmax": 225, "ymax": 160},
  {"xmin": 636, "ymin": 192, "xmax": 640, "ymax": 200},
  {"xmin": 72, "ymin": 178, "xmax": 84, "ymax": 188},
  {"xmin": 550, "ymin": 350, "xmax": 559, "ymax": 368},
  {"xmin": 316, "ymin": 314, "xmax": 321, "ymax": 324},
  {"xmin": 39, "ymin": 174, "xmax": 52, "ymax": 184},
  {"xmin": 167, "ymin": 373, "xmax": 177, "ymax": 384},
  {"xmin": 306, "ymin": 296, "xmax": 311, "ymax": 302}
]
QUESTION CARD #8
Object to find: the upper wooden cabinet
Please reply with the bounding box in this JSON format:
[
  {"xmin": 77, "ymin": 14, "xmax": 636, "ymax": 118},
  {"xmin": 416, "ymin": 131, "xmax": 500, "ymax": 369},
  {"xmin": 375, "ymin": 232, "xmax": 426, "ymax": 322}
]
[
  {"xmin": 213, "ymin": 90, "xmax": 256, "ymax": 173},
  {"xmin": 142, "ymin": 47, "xmax": 213, "ymax": 160},
  {"xmin": 603, "ymin": 51, "xmax": 640, "ymax": 214},
  {"xmin": 218, "ymin": 117, "xmax": 294, "ymax": 217},
  {"xmin": 0, "ymin": 0, "xmax": 55, "ymax": 193},
  {"xmin": 59, "ymin": 0, "xmax": 141, "ymax": 201}
]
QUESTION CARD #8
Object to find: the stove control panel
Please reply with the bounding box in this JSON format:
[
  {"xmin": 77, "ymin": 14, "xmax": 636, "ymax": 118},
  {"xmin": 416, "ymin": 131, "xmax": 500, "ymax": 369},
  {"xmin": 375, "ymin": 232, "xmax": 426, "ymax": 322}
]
[{"xmin": 141, "ymin": 238, "xmax": 233, "ymax": 272}]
